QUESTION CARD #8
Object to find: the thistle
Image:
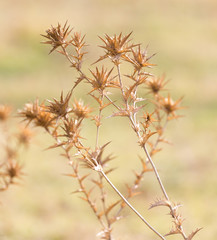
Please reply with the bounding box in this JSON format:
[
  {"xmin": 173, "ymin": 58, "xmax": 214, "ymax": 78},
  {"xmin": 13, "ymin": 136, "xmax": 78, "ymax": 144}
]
[
  {"xmin": 0, "ymin": 105, "xmax": 32, "ymax": 191},
  {"xmin": 18, "ymin": 22, "xmax": 200, "ymax": 240}
]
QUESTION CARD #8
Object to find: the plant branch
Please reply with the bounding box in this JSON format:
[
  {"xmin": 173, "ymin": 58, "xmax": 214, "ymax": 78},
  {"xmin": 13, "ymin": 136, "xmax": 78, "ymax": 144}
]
[
  {"xmin": 143, "ymin": 144, "xmax": 169, "ymax": 200},
  {"xmin": 100, "ymin": 169, "xmax": 166, "ymax": 240}
]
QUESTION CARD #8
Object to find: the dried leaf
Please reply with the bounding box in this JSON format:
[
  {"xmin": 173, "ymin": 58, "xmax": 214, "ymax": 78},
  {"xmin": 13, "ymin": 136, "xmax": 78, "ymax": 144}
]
[
  {"xmin": 138, "ymin": 156, "xmax": 153, "ymax": 173},
  {"xmin": 89, "ymin": 93, "xmax": 103, "ymax": 106},
  {"xmin": 72, "ymin": 74, "xmax": 85, "ymax": 90},
  {"xmin": 104, "ymin": 168, "xmax": 116, "ymax": 175},
  {"xmin": 87, "ymin": 186, "xmax": 95, "ymax": 197},
  {"xmin": 105, "ymin": 200, "xmax": 121, "ymax": 216},
  {"xmin": 92, "ymin": 179, "xmax": 103, "ymax": 189},
  {"xmin": 46, "ymin": 141, "xmax": 66, "ymax": 150},
  {"xmin": 139, "ymin": 131, "xmax": 157, "ymax": 146},
  {"xmin": 164, "ymin": 228, "xmax": 180, "ymax": 237},
  {"xmin": 79, "ymin": 196, "xmax": 88, "ymax": 202},
  {"xmin": 187, "ymin": 228, "xmax": 202, "ymax": 240},
  {"xmin": 101, "ymin": 153, "xmax": 115, "ymax": 166},
  {"xmin": 149, "ymin": 198, "xmax": 172, "ymax": 210},
  {"xmin": 109, "ymin": 109, "xmax": 129, "ymax": 118},
  {"xmin": 80, "ymin": 174, "xmax": 90, "ymax": 183},
  {"xmin": 100, "ymin": 101, "xmax": 115, "ymax": 111},
  {"xmin": 70, "ymin": 189, "xmax": 83, "ymax": 194},
  {"xmin": 63, "ymin": 173, "xmax": 77, "ymax": 178}
]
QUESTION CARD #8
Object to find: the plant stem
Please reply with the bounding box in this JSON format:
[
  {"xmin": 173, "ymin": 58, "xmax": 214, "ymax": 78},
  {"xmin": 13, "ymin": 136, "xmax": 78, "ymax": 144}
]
[
  {"xmin": 95, "ymin": 94, "xmax": 104, "ymax": 148},
  {"xmin": 117, "ymin": 65, "xmax": 125, "ymax": 98},
  {"xmin": 116, "ymin": 64, "xmax": 169, "ymax": 201},
  {"xmin": 143, "ymin": 144, "xmax": 169, "ymax": 201},
  {"xmin": 100, "ymin": 170, "xmax": 166, "ymax": 240}
]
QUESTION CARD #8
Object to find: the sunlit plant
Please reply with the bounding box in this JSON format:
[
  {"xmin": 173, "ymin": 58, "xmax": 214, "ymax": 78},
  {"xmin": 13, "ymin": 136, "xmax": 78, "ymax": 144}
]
[{"xmin": 19, "ymin": 22, "xmax": 201, "ymax": 240}]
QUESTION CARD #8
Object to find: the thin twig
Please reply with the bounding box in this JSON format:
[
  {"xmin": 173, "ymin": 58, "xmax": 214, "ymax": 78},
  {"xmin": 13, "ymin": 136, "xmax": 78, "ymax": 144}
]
[
  {"xmin": 143, "ymin": 144, "xmax": 169, "ymax": 200},
  {"xmin": 100, "ymin": 169, "xmax": 166, "ymax": 240}
]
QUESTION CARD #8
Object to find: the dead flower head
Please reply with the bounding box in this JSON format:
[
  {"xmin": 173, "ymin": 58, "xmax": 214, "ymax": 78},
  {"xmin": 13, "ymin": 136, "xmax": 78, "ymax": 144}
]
[
  {"xmin": 19, "ymin": 100, "xmax": 54, "ymax": 130},
  {"xmin": 0, "ymin": 104, "xmax": 12, "ymax": 121},
  {"xmin": 3, "ymin": 159, "xmax": 24, "ymax": 184},
  {"xmin": 46, "ymin": 91, "xmax": 72, "ymax": 119},
  {"xmin": 62, "ymin": 119, "xmax": 82, "ymax": 146},
  {"xmin": 16, "ymin": 127, "xmax": 33, "ymax": 146},
  {"xmin": 96, "ymin": 32, "xmax": 137, "ymax": 64},
  {"xmin": 141, "ymin": 111, "xmax": 157, "ymax": 129},
  {"xmin": 18, "ymin": 99, "xmax": 40, "ymax": 124},
  {"xmin": 124, "ymin": 46, "xmax": 155, "ymax": 72},
  {"xmin": 89, "ymin": 67, "xmax": 118, "ymax": 92},
  {"xmin": 146, "ymin": 75, "xmax": 168, "ymax": 95},
  {"xmin": 41, "ymin": 21, "xmax": 73, "ymax": 54},
  {"xmin": 72, "ymin": 99, "xmax": 92, "ymax": 119},
  {"xmin": 160, "ymin": 94, "xmax": 183, "ymax": 119},
  {"xmin": 34, "ymin": 106, "xmax": 55, "ymax": 130}
]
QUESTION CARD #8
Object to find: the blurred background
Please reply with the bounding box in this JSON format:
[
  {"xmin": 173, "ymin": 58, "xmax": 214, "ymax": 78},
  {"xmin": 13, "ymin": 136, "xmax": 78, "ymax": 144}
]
[{"xmin": 0, "ymin": 0, "xmax": 217, "ymax": 239}]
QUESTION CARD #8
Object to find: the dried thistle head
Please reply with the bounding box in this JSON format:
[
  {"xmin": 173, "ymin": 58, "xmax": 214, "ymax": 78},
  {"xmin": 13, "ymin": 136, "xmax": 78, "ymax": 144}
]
[
  {"xmin": 160, "ymin": 94, "xmax": 183, "ymax": 119},
  {"xmin": 34, "ymin": 106, "xmax": 55, "ymax": 131},
  {"xmin": 16, "ymin": 127, "xmax": 33, "ymax": 146},
  {"xmin": 141, "ymin": 111, "xmax": 157, "ymax": 129},
  {"xmin": 72, "ymin": 99, "xmax": 92, "ymax": 119},
  {"xmin": 89, "ymin": 67, "xmax": 118, "ymax": 93},
  {"xmin": 41, "ymin": 21, "xmax": 73, "ymax": 54},
  {"xmin": 146, "ymin": 75, "xmax": 168, "ymax": 95},
  {"xmin": 62, "ymin": 119, "xmax": 82, "ymax": 143},
  {"xmin": 0, "ymin": 104, "xmax": 12, "ymax": 121},
  {"xmin": 71, "ymin": 32, "xmax": 86, "ymax": 48},
  {"xmin": 124, "ymin": 46, "xmax": 155, "ymax": 73},
  {"xmin": 3, "ymin": 159, "xmax": 24, "ymax": 184},
  {"xmin": 18, "ymin": 99, "xmax": 40, "ymax": 124},
  {"xmin": 46, "ymin": 91, "xmax": 72, "ymax": 119},
  {"xmin": 96, "ymin": 32, "xmax": 137, "ymax": 65},
  {"xmin": 19, "ymin": 100, "xmax": 54, "ymax": 130}
]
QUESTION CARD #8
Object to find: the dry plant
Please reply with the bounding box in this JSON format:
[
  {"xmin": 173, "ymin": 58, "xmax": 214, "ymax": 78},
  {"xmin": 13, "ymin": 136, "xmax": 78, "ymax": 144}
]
[
  {"xmin": 19, "ymin": 22, "xmax": 201, "ymax": 240},
  {"xmin": 0, "ymin": 105, "xmax": 32, "ymax": 191}
]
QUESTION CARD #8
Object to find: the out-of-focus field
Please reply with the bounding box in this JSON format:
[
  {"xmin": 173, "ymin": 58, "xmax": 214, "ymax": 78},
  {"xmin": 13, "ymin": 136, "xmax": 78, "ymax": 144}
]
[{"xmin": 0, "ymin": 0, "xmax": 217, "ymax": 239}]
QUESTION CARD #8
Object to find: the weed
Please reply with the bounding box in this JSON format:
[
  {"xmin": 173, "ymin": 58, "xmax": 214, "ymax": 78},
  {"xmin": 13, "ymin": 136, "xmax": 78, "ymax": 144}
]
[{"xmin": 19, "ymin": 22, "xmax": 201, "ymax": 240}]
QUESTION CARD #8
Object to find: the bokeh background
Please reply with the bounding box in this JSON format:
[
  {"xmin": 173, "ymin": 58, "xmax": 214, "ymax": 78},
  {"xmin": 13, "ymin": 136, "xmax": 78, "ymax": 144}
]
[{"xmin": 0, "ymin": 0, "xmax": 217, "ymax": 239}]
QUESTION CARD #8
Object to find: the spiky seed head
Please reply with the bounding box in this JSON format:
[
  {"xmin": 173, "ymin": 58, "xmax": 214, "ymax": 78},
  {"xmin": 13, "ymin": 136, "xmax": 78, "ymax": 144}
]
[
  {"xmin": 124, "ymin": 46, "xmax": 155, "ymax": 72},
  {"xmin": 0, "ymin": 105, "xmax": 12, "ymax": 121},
  {"xmin": 146, "ymin": 75, "xmax": 168, "ymax": 95},
  {"xmin": 89, "ymin": 67, "xmax": 118, "ymax": 92},
  {"xmin": 41, "ymin": 21, "xmax": 73, "ymax": 54},
  {"xmin": 72, "ymin": 99, "xmax": 92, "ymax": 119},
  {"xmin": 62, "ymin": 119, "xmax": 82, "ymax": 144},
  {"xmin": 2, "ymin": 159, "xmax": 25, "ymax": 184},
  {"xmin": 160, "ymin": 94, "xmax": 183, "ymax": 119},
  {"xmin": 34, "ymin": 108, "xmax": 55, "ymax": 130},
  {"xmin": 96, "ymin": 32, "xmax": 138, "ymax": 65},
  {"xmin": 46, "ymin": 91, "xmax": 72, "ymax": 118},
  {"xmin": 18, "ymin": 100, "xmax": 40, "ymax": 124},
  {"xmin": 141, "ymin": 111, "xmax": 157, "ymax": 129},
  {"xmin": 17, "ymin": 127, "xmax": 33, "ymax": 146}
]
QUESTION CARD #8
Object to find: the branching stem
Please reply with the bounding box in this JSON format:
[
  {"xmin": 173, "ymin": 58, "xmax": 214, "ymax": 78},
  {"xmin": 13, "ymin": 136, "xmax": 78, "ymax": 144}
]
[
  {"xmin": 116, "ymin": 64, "xmax": 169, "ymax": 201},
  {"xmin": 100, "ymin": 170, "xmax": 166, "ymax": 240}
]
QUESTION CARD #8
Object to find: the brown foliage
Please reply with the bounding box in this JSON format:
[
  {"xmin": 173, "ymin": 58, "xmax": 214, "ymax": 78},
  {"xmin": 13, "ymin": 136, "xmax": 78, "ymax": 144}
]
[{"xmin": 17, "ymin": 22, "xmax": 200, "ymax": 240}]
